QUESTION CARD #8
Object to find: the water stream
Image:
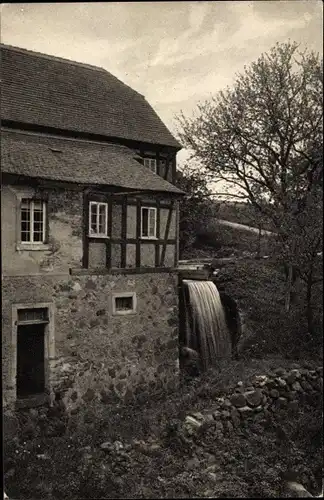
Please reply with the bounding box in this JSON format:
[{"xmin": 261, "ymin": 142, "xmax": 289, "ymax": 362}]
[{"xmin": 182, "ymin": 279, "xmax": 232, "ymax": 371}]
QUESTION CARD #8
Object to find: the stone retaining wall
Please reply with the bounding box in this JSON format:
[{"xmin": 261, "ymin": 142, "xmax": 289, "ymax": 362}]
[{"xmin": 183, "ymin": 366, "xmax": 323, "ymax": 436}]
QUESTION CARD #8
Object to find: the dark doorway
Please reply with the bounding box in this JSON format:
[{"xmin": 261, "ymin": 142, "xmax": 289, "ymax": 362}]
[{"xmin": 16, "ymin": 323, "xmax": 45, "ymax": 398}]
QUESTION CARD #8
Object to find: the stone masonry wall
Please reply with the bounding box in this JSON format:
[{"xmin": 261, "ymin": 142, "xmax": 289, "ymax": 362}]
[
  {"xmin": 182, "ymin": 366, "xmax": 323, "ymax": 436},
  {"xmin": 2, "ymin": 272, "xmax": 179, "ymax": 410}
]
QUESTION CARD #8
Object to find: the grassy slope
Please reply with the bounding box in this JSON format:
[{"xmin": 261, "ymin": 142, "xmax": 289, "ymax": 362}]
[{"xmin": 4, "ymin": 360, "xmax": 322, "ymax": 499}]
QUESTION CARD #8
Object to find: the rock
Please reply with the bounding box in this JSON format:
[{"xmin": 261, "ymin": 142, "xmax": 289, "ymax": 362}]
[
  {"xmin": 230, "ymin": 406, "xmax": 240, "ymax": 421},
  {"xmin": 291, "ymin": 369, "xmax": 302, "ymax": 379},
  {"xmin": 270, "ymin": 389, "xmax": 280, "ymax": 398},
  {"xmin": 266, "ymin": 379, "xmax": 277, "ymax": 389},
  {"xmin": 254, "ymin": 375, "xmax": 268, "ymax": 383},
  {"xmin": 286, "ymin": 372, "xmax": 297, "ymax": 385},
  {"xmin": 230, "ymin": 393, "xmax": 246, "ymax": 408},
  {"xmin": 221, "ymin": 410, "xmax": 231, "ymax": 420},
  {"xmin": 274, "ymin": 367, "xmax": 286, "ymax": 376},
  {"xmin": 254, "ymin": 405, "xmax": 263, "ymax": 412},
  {"xmin": 191, "ymin": 412, "xmax": 205, "ymax": 421},
  {"xmin": 100, "ymin": 441, "xmax": 113, "ymax": 452},
  {"xmin": 288, "ymin": 400, "xmax": 298, "ymax": 411},
  {"xmin": 287, "ymin": 390, "xmax": 297, "ymax": 401},
  {"xmin": 224, "ymin": 420, "xmax": 234, "ymax": 433},
  {"xmin": 187, "ymin": 457, "xmax": 200, "ymax": 470},
  {"xmin": 292, "ymin": 381, "xmax": 303, "ymax": 392},
  {"xmin": 300, "ymin": 380, "xmax": 313, "ymax": 392},
  {"xmin": 237, "ymin": 406, "xmax": 254, "ymax": 416},
  {"xmin": 185, "ymin": 415, "xmax": 203, "ymax": 430},
  {"xmin": 277, "ymin": 377, "xmax": 287, "ymax": 388},
  {"xmin": 237, "ymin": 381, "xmax": 244, "ymax": 387},
  {"xmin": 29, "ymin": 408, "xmax": 38, "ymax": 419},
  {"xmin": 207, "ymin": 472, "xmax": 218, "ymax": 482},
  {"xmin": 262, "ymin": 394, "xmax": 268, "ymax": 405},
  {"xmin": 215, "ymin": 421, "xmax": 224, "ymax": 433},
  {"xmin": 283, "ymin": 481, "xmax": 313, "ymax": 497},
  {"xmin": 221, "ymin": 399, "xmax": 232, "ymax": 410},
  {"xmin": 203, "ymin": 414, "xmax": 215, "ymax": 424},
  {"xmin": 213, "ymin": 410, "xmax": 222, "ymax": 420},
  {"xmin": 245, "ymin": 389, "xmax": 262, "ymax": 407},
  {"xmin": 276, "ymin": 397, "xmax": 288, "ymax": 408}
]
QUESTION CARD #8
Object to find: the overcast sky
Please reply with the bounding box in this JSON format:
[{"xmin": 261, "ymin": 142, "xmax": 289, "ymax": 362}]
[{"xmin": 1, "ymin": 1, "xmax": 323, "ymax": 166}]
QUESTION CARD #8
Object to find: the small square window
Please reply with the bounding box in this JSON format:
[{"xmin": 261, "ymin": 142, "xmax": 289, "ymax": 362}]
[
  {"xmin": 144, "ymin": 158, "xmax": 157, "ymax": 174},
  {"xmin": 89, "ymin": 202, "xmax": 108, "ymax": 237},
  {"xmin": 112, "ymin": 293, "xmax": 137, "ymax": 315},
  {"xmin": 141, "ymin": 207, "xmax": 156, "ymax": 239}
]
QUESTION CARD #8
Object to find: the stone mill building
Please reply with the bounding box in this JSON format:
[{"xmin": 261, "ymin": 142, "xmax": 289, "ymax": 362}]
[{"xmin": 1, "ymin": 44, "xmax": 185, "ymax": 410}]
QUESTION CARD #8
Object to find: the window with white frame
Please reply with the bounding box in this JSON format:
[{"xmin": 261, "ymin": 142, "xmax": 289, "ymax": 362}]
[
  {"xmin": 21, "ymin": 199, "xmax": 47, "ymax": 243},
  {"xmin": 89, "ymin": 201, "xmax": 108, "ymax": 237},
  {"xmin": 141, "ymin": 206, "xmax": 156, "ymax": 238},
  {"xmin": 112, "ymin": 292, "xmax": 137, "ymax": 315},
  {"xmin": 144, "ymin": 158, "xmax": 157, "ymax": 174}
]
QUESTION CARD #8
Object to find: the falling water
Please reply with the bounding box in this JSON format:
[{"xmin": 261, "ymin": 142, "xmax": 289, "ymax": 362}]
[{"xmin": 182, "ymin": 280, "xmax": 232, "ymax": 371}]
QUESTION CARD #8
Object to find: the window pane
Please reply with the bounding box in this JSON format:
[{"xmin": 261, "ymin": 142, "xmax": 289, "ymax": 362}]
[
  {"xmin": 33, "ymin": 201, "xmax": 43, "ymax": 210},
  {"xmin": 115, "ymin": 296, "xmax": 133, "ymax": 311},
  {"xmin": 89, "ymin": 202, "xmax": 108, "ymax": 235},
  {"xmin": 90, "ymin": 203, "xmax": 98, "ymax": 233},
  {"xmin": 21, "ymin": 199, "xmax": 31, "ymax": 210},
  {"xmin": 149, "ymin": 209, "xmax": 156, "ymax": 237},
  {"xmin": 33, "ymin": 210, "xmax": 43, "ymax": 222},
  {"xmin": 141, "ymin": 208, "xmax": 149, "ymax": 237},
  {"xmin": 21, "ymin": 221, "xmax": 30, "ymax": 232},
  {"xmin": 98, "ymin": 204, "xmax": 106, "ymax": 234},
  {"xmin": 33, "ymin": 232, "xmax": 43, "ymax": 242},
  {"xmin": 21, "ymin": 200, "xmax": 31, "ymax": 241},
  {"xmin": 21, "ymin": 231, "xmax": 30, "ymax": 242}
]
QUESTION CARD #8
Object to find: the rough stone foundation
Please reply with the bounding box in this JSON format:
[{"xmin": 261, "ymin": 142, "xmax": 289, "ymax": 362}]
[
  {"xmin": 182, "ymin": 366, "xmax": 323, "ymax": 436},
  {"xmin": 2, "ymin": 272, "xmax": 179, "ymax": 410}
]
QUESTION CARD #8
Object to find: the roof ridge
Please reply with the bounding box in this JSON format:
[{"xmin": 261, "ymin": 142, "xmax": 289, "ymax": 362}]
[
  {"xmin": 1, "ymin": 43, "xmax": 145, "ymax": 98},
  {"xmin": 1, "ymin": 43, "xmax": 108, "ymax": 73},
  {"xmin": 2, "ymin": 128, "xmax": 137, "ymax": 152}
]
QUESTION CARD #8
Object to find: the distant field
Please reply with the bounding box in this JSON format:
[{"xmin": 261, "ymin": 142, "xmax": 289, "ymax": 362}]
[{"xmin": 215, "ymin": 201, "xmax": 275, "ymax": 232}]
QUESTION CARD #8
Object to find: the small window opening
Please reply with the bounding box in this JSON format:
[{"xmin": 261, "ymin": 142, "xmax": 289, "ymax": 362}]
[
  {"xmin": 112, "ymin": 293, "xmax": 137, "ymax": 315},
  {"xmin": 144, "ymin": 158, "xmax": 157, "ymax": 174}
]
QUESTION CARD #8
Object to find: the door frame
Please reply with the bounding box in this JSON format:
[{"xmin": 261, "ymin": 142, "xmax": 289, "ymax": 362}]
[{"xmin": 11, "ymin": 302, "xmax": 55, "ymax": 404}]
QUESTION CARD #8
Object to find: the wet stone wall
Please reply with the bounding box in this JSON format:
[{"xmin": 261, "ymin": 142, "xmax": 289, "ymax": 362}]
[{"xmin": 2, "ymin": 272, "xmax": 179, "ymax": 410}]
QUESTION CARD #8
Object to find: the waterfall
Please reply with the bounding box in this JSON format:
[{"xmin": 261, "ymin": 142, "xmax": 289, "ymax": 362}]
[{"xmin": 182, "ymin": 280, "xmax": 232, "ymax": 371}]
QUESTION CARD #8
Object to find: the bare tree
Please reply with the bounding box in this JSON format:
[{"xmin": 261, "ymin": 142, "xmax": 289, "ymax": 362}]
[{"xmin": 176, "ymin": 41, "xmax": 323, "ymax": 318}]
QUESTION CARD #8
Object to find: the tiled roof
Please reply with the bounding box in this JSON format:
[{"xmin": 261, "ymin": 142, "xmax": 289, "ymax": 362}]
[
  {"xmin": 1, "ymin": 44, "xmax": 181, "ymax": 149},
  {"xmin": 1, "ymin": 130, "xmax": 184, "ymax": 195}
]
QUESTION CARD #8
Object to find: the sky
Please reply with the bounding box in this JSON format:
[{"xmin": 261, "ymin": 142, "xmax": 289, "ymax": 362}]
[{"xmin": 1, "ymin": 1, "xmax": 323, "ymax": 167}]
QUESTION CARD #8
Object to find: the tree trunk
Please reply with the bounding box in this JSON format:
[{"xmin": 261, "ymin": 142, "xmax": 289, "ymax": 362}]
[
  {"xmin": 285, "ymin": 263, "xmax": 293, "ymax": 312},
  {"xmin": 257, "ymin": 224, "xmax": 262, "ymax": 259},
  {"xmin": 306, "ymin": 276, "xmax": 314, "ymax": 337}
]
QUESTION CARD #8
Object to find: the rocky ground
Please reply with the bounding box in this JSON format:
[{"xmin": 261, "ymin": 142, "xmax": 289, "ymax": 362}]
[{"xmin": 4, "ymin": 359, "xmax": 323, "ymax": 499}]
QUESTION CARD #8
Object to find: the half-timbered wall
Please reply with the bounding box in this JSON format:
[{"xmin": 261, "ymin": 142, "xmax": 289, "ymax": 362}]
[
  {"xmin": 85, "ymin": 192, "xmax": 178, "ymax": 270},
  {"xmin": 138, "ymin": 148, "xmax": 177, "ymax": 185},
  {"xmin": 2, "ymin": 182, "xmax": 179, "ymax": 276}
]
